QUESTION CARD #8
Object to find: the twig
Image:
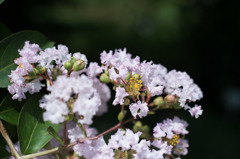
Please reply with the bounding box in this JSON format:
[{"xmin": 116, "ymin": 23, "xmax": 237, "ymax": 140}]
[
  {"xmin": 44, "ymin": 72, "xmax": 54, "ymax": 85},
  {"xmin": 146, "ymin": 92, "xmax": 151, "ymax": 103},
  {"xmin": 21, "ymin": 147, "xmax": 59, "ymax": 159},
  {"xmin": 0, "ymin": 120, "xmax": 20, "ymax": 159},
  {"xmin": 63, "ymin": 121, "xmax": 67, "ymax": 146}
]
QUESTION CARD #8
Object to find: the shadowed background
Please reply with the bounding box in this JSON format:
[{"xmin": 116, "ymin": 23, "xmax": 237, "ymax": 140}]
[{"xmin": 1, "ymin": 0, "xmax": 240, "ymax": 158}]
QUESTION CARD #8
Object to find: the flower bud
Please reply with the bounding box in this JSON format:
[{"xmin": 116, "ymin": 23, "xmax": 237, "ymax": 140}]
[
  {"xmin": 118, "ymin": 110, "xmax": 127, "ymax": 122},
  {"xmin": 153, "ymin": 96, "xmax": 164, "ymax": 106},
  {"xmin": 140, "ymin": 133, "xmax": 149, "ymax": 139},
  {"xmin": 64, "ymin": 61, "xmax": 73, "ymax": 71},
  {"xmin": 133, "ymin": 73, "xmax": 141, "ymax": 80},
  {"xmin": 71, "ymin": 57, "xmax": 76, "ymax": 64},
  {"xmin": 72, "ymin": 59, "xmax": 85, "ymax": 71},
  {"xmin": 125, "ymin": 72, "xmax": 131, "ymax": 80},
  {"xmin": 142, "ymin": 125, "xmax": 150, "ymax": 133},
  {"xmin": 173, "ymin": 103, "xmax": 182, "ymax": 110},
  {"xmin": 133, "ymin": 121, "xmax": 142, "ymax": 132},
  {"xmin": 36, "ymin": 65, "xmax": 46, "ymax": 74},
  {"xmin": 124, "ymin": 98, "xmax": 130, "ymax": 106},
  {"xmin": 165, "ymin": 94, "xmax": 176, "ymax": 103},
  {"xmin": 52, "ymin": 68, "xmax": 62, "ymax": 81},
  {"xmin": 28, "ymin": 68, "xmax": 39, "ymax": 78},
  {"xmin": 100, "ymin": 73, "xmax": 110, "ymax": 83}
]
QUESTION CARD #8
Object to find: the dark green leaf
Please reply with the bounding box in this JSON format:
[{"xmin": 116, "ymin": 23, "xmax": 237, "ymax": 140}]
[
  {"xmin": 0, "ymin": 95, "xmax": 24, "ymax": 125},
  {"xmin": 0, "ymin": 146, "xmax": 10, "ymax": 159},
  {"xmin": 47, "ymin": 126, "xmax": 63, "ymax": 146},
  {"xmin": 0, "ymin": 88, "xmax": 8, "ymax": 104},
  {"xmin": 0, "ymin": 30, "xmax": 54, "ymax": 88},
  {"xmin": 0, "ymin": 23, "xmax": 12, "ymax": 41},
  {"xmin": 0, "ymin": 0, "xmax": 4, "ymax": 5},
  {"xmin": 18, "ymin": 94, "xmax": 61, "ymax": 155}
]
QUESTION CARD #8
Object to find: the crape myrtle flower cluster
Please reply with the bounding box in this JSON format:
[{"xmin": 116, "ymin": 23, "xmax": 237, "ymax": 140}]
[
  {"xmin": 100, "ymin": 48, "xmax": 203, "ymax": 118},
  {"xmin": 7, "ymin": 41, "xmax": 203, "ymax": 159},
  {"xmin": 67, "ymin": 117, "xmax": 189, "ymax": 159}
]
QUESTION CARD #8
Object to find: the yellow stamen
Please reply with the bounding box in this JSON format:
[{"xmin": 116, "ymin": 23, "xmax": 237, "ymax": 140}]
[
  {"xmin": 129, "ymin": 76, "xmax": 142, "ymax": 91},
  {"xmin": 168, "ymin": 135, "xmax": 180, "ymax": 146},
  {"xmin": 19, "ymin": 62, "xmax": 22, "ymax": 68}
]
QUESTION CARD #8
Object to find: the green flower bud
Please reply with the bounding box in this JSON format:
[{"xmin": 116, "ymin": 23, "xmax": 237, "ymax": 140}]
[
  {"xmin": 72, "ymin": 59, "xmax": 85, "ymax": 71},
  {"xmin": 153, "ymin": 96, "xmax": 164, "ymax": 106},
  {"xmin": 100, "ymin": 73, "xmax": 110, "ymax": 83},
  {"xmin": 133, "ymin": 121, "xmax": 142, "ymax": 132},
  {"xmin": 28, "ymin": 68, "xmax": 39, "ymax": 78},
  {"xmin": 173, "ymin": 103, "xmax": 182, "ymax": 110},
  {"xmin": 142, "ymin": 125, "xmax": 150, "ymax": 133},
  {"xmin": 140, "ymin": 133, "xmax": 149, "ymax": 139},
  {"xmin": 124, "ymin": 98, "xmax": 130, "ymax": 106},
  {"xmin": 67, "ymin": 97, "xmax": 75, "ymax": 111},
  {"xmin": 52, "ymin": 68, "xmax": 62, "ymax": 81},
  {"xmin": 64, "ymin": 61, "xmax": 73, "ymax": 71},
  {"xmin": 36, "ymin": 65, "xmax": 46, "ymax": 74},
  {"xmin": 125, "ymin": 72, "xmax": 131, "ymax": 80},
  {"xmin": 165, "ymin": 94, "xmax": 176, "ymax": 103},
  {"xmin": 71, "ymin": 57, "xmax": 76, "ymax": 64},
  {"xmin": 118, "ymin": 110, "xmax": 127, "ymax": 122},
  {"xmin": 133, "ymin": 73, "xmax": 141, "ymax": 80}
]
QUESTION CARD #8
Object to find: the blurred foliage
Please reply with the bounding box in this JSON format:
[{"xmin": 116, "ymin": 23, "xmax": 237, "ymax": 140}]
[{"xmin": 0, "ymin": 0, "xmax": 240, "ymax": 158}]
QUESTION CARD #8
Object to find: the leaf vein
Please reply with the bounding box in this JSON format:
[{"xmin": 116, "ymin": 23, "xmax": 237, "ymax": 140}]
[{"xmin": 23, "ymin": 114, "xmax": 41, "ymax": 154}]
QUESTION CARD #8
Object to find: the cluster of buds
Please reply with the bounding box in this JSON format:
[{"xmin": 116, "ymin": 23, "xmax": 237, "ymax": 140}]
[{"xmin": 64, "ymin": 57, "xmax": 85, "ymax": 72}]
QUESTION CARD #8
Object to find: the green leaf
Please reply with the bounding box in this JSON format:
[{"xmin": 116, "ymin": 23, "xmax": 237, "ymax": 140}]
[
  {"xmin": 0, "ymin": 146, "xmax": 10, "ymax": 159},
  {"xmin": 0, "ymin": 23, "xmax": 12, "ymax": 41},
  {"xmin": 18, "ymin": 94, "xmax": 61, "ymax": 155},
  {"xmin": 0, "ymin": 30, "xmax": 54, "ymax": 88},
  {"xmin": 0, "ymin": 95, "xmax": 24, "ymax": 125},
  {"xmin": 47, "ymin": 126, "xmax": 64, "ymax": 146},
  {"xmin": 0, "ymin": 0, "xmax": 4, "ymax": 5}
]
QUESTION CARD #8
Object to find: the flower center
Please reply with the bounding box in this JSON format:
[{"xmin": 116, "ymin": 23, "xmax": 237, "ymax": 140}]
[
  {"xmin": 129, "ymin": 76, "xmax": 142, "ymax": 91},
  {"xmin": 168, "ymin": 135, "xmax": 180, "ymax": 146}
]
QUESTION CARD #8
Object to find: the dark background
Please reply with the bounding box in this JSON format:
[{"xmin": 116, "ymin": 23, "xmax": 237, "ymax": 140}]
[{"xmin": 1, "ymin": 0, "xmax": 240, "ymax": 158}]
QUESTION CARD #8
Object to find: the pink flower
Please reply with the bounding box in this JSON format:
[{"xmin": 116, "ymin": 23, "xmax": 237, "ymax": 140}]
[
  {"xmin": 165, "ymin": 70, "xmax": 203, "ymax": 107},
  {"xmin": 113, "ymin": 87, "xmax": 128, "ymax": 105},
  {"xmin": 153, "ymin": 117, "xmax": 189, "ymax": 139},
  {"xmin": 173, "ymin": 139, "xmax": 189, "ymax": 156},
  {"xmin": 189, "ymin": 105, "xmax": 203, "ymax": 118},
  {"xmin": 129, "ymin": 101, "xmax": 149, "ymax": 118},
  {"xmin": 108, "ymin": 129, "xmax": 142, "ymax": 151},
  {"xmin": 86, "ymin": 62, "xmax": 103, "ymax": 78}
]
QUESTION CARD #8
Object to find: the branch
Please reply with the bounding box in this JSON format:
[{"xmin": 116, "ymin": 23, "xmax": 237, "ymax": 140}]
[
  {"xmin": 0, "ymin": 120, "xmax": 20, "ymax": 159},
  {"xmin": 21, "ymin": 147, "xmax": 59, "ymax": 159}
]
